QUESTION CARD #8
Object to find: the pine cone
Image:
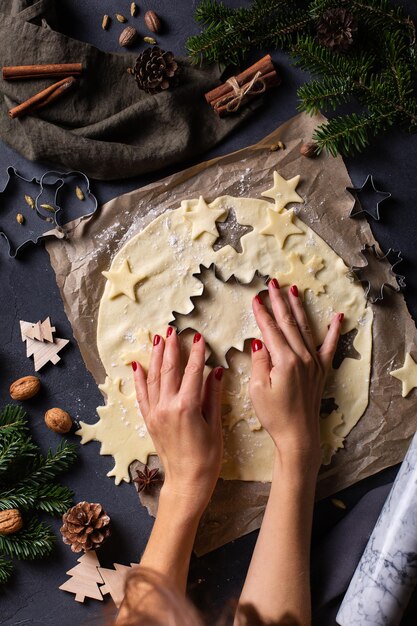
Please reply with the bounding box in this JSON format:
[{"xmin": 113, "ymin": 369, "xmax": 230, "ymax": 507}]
[
  {"xmin": 60, "ymin": 502, "xmax": 111, "ymax": 553},
  {"xmin": 130, "ymin": 46, "xmax": 179, "ymax": 94},
  {"xmin": 316, "ymin": 8, "xmax": 357, "ymax": 52}
]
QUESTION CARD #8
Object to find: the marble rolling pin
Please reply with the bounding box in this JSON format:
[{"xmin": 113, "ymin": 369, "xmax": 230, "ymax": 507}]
[{"xmin": 337, "ymin": 432, "xmax": 417, "ymax": 626}]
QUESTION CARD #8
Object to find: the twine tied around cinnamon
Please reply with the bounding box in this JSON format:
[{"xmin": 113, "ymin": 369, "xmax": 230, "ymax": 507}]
[{"xmin": 214, "ymin": 70, "xmax": 266, "ymax": 113}]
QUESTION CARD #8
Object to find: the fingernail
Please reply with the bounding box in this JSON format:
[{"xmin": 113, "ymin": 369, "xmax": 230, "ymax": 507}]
[
  {"xmin": 270, "ymin": 278, "xmax": 279, "ymax": 289},
  {"xmin": 131, "ymin": 361, "xmax": 137, "ymax": 372},
  {"xmin": 214, "ymin": 367, "xmax": 224, "ymax": 381},
  {"xmin": 193, "ymin": 332, "xmax": 202, "ymax": 343},
  {"xmin": 166, "ymin": 326, "xmax": 174, "ymax": 338},
  {"xmin": 255, "ymin": 294, "xmax": 263, "ymax": 305},
  {"xmin": 252, "ymin": 339, "xmax": 263, "ymax": 352},
  {"xmin": 290, "ymin": 284, "xmax": 299, "ymax": 297},
  {"xmin": 153, "ymin": 334, "xmax": 161, "ymax": 346},
  {"xmin": 338, "ymin": 313, "xmax": 344, "ymax": 323}
]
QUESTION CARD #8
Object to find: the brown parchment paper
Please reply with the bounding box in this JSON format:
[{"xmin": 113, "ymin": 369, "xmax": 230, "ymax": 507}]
[{"xmin": 46, "ymin": 112, "xmax": 417, "ymax": 557}]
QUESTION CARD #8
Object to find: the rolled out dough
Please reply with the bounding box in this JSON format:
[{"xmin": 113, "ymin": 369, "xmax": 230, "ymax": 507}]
[{"xmin": 78, "ymin": 173, "xmax": 372, "ymax": 484}]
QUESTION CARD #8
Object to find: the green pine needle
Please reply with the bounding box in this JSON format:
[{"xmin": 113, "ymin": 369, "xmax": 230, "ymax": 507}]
[
  {"xmin": 0, "ymin": 556, "xmax": 13, "ymax": 585},
  {"xmin": 0, "ymin": 518, "xmax": 55, "ymax": 560}
]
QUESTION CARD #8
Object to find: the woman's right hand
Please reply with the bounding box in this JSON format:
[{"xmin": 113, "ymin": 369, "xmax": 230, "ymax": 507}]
[{"xmin": 249, "ymin": 278, "xmax": 343, "ymax": 473}]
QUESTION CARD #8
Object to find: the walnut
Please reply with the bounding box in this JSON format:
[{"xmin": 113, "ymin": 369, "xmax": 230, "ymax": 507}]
[
  {"xmin": 9, "ymin": 375, "xmax": 41, "ymax": 400},
  {"xmin": 45, "ymin": 408, "xmax": 73, "ymax": 434},
  {"xmin": 119, "ymin": 26, "xmax": 138, "ymax": 48},
  {"xmin": 0, "ymin": 509, "xmax": 23, "ymax": 535}
]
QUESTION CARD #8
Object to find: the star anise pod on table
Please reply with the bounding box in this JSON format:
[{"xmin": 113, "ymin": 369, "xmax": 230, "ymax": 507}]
[{"xmin": 133, "ymin": 465, "xmax": 161, "ymax": 492}]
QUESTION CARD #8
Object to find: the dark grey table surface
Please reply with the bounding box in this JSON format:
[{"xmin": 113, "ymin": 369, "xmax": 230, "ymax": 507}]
[{"xmin": 1, "ymin": 1, "xmax": 417, "ymax": 624}]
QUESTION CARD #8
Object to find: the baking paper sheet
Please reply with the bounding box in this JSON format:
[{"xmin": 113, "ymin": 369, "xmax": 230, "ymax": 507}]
[{"xmin": 46, "ymin": 112, "xmax": 417, "ymax": 556}]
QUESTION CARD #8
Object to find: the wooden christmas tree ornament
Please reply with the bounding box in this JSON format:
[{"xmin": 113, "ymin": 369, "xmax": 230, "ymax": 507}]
[
  {"xmin": 20, "ymin": 318, "xmax": 69, "ymax": 371},
  {"xmin": 59, "ymin": 551, "xmax": 104, "ymax": 602},
  {"xmin": 98, "ymin": 563, "xmax": 137, "ymax": 608}
]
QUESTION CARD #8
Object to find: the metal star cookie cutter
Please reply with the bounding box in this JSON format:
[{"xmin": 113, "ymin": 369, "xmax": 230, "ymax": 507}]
[
  {"xmin": 349, "ymin": 244, "xmax": 406, "ymax": 303},
  {"xmin": 169, "ymin": 263, "xmax": 269, "ymax": 367},
  {"xmin": 0, "ymin": 166, "xmax": 65, "ymax": 258},
  {"xmin": 36, "ymin": 170, "xmax": 98, "ymax": 229},
  {"xmin": 347, "ymin": 175, "xmax": 391, "ymax": 221}
]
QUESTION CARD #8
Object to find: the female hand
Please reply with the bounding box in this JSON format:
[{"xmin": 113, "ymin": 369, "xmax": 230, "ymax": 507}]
[
  {"xmin": 250, "ymin": 279, "xmax": 343, "ymax": 473},
  {"xmin": 132, "ymin": 329, "xmax": 224, "ymax": 516}
]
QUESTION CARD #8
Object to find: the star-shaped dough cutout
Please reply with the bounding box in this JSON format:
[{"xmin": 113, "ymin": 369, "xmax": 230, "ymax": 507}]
[
  {"xmin": 390, "ymin": 353, "xmax": 417, "ymax": 397},
  {"xmin": 261, "ymin": 171, "xmax": 304, "ymax": 210},
  {"xmin": 278, "ymin": 252, "xmax": 325, "ymax": 295},
  {"xmin": 121, "ymin": 328, "xmax": 153, "ymax": 369},
  {"xmin": 260, "ymin": 207, "xmax": 303, "ymax": 249},
  {"xmin": 183, "ymin": 196, "xmax": 227, "ymax": 240},
  {"xmin": 102, "ymin": 259, "xmax": 145, "ymax": 301}
]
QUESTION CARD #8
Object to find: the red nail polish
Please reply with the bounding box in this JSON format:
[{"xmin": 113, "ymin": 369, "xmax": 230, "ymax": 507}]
[
  {"xmin": 193, "ymin": 332, "xmax": 202, "ymax": 343},
  {"xmin": 166, "ymin": 326, "xmax": 174, "ymax": 338},
  {"xmin": 131, "ymin": 361, "xmax": 137, "ymax": 372},
  {"xmin": 255, "ymin": 294, "xmax": 263, "ymax": 305},
  {"xmin": 270, "ymin": 278, "xmax": 279, "ymax": 289},
  {"xmin": 214, "ymin": 367, "xmax": 224, "ymax": 381},
  {"xmin": 252, "ymin": 339, "xmax": 263, "ymax": 352},
  {"xmin": 153, "ymin": 334, "xmax": 161, "ymax": 346},
  {"xmin": 290, "ymin": 285, "xmax": 299, "ymax": 297},
  {"xmin": 338, "ymin": 313, "xmax": 344, "ymax": 323}
]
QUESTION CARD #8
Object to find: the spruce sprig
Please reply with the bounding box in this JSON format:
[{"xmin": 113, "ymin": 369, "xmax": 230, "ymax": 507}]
[
  {"xmin": 0, "ymin": 405, "xmax": 76, "ymax": 583},
  {"xmin": 187, "ymin": 0, "xmax": 417, "ymax": 156}
]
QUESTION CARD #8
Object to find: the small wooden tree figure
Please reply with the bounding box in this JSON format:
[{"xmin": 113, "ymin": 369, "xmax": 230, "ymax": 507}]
[
  {"xmin": 20, "ymin": 318, "xmax": 69, "ymax": 371},
  {"xmin": 59, "ymin": 551, "xmax": 104, "ymax": 603},
  {"xmin": 98, "ymin": 563, "xmax": 137, "ymax": 608}
]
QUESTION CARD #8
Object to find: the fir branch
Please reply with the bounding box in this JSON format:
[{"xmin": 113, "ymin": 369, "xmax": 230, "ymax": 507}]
[
  {"xmin": 21, "ymin": 441, "xmax": 78, "ymax": 488},
  {"xmin": 312, "ymin": 111, "xmax": 394, "ymax": 155},
  {"xmin": 297, "ymin": 77, "xmax": 355, "ymax": 114},
  {"xmin": 0, "ymin": 556, "xmax": 13, "ymax": 585},
  {"xmin": 0, "ymin": 405, "xmax": 27, "ymax": 435},
  {"xmin": 0, "ymin": 485, "xmax": 38, "ymax": 512},
  {"xmin": 194, "ymin": 0, "xmax": 235, "ymax": 25},
  {"xmin": 36, "ymin": 484, "xmax": 74, "ymax": 516},
  {"xmin": 0, "ymin": 518, "xmax": 55, "ymax": 560}
]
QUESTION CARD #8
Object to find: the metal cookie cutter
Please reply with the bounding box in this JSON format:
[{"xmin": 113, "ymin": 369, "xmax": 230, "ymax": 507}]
[
  {"xmin": 0, "ymin": 166, "xmax": 64, "ymax": 258},
  {"xmin": 349, "ymin": 244, "xmax": 406, "ymax": 303},
  {"xmin": 347, "ymin": 175, "xmax": 391, "ymax": 221},
  {"xmin": 36, "ymin": 170, "xmax": 98, "ymax": 230}
]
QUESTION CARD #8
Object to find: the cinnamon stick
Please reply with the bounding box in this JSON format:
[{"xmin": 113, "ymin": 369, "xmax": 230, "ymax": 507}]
[
  {"xmin": 215, "ymin": 70, "xmax": 281, "ymax": 117},
  {"xmin": 205, "ymin": 54, "xmax": 277, "ymax": 104},
  {"xmin": 8, "ymin": 76, "xmax": 78, "ymax": 119},
  {"xmin": 3, "ymin": 63, "xmax": 82, "ymax": 81}
]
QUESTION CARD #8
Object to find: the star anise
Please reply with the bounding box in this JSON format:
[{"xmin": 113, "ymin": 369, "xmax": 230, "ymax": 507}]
[{"xmin": 133, "ymin": 465, "xmax": 161, "ymax": 492}]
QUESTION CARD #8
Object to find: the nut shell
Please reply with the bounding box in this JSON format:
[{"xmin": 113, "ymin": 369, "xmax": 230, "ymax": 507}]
[
  {"xmin": 144, "ymin": 10, "xmax": 161, "ymax": 33},
  {"xmin": 45, "ymin": 408, "xmax": 73, "ymax": 434},
  {"xmin": 0, "ymin": 509, "xmax": 23, "ymax": 535},
  {"xmin": 300, "ymin": 141, "xmax": 319, "ymax": 158},
  {"xmin": 9, "ymin": 375, "xmax": 41, "ymax": 401},
  {"xmin": 119, "ymin": 26, "xmax": 138, "ymax": 47}
]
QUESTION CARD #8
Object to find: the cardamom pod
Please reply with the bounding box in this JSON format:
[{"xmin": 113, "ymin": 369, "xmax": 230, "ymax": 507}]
[
  {"xmin": 75, "ymin": 186, "xmax": 85, "ymax": 201},
  {"xmin": 131, "ymin": 2, "xmax": 138, "ymax": 17},
  {"xmin": 40, "ymin": 203, "xmax": 56, "ymax": 213},
  {"xmin": 144, "ymin": 36, "xmax": 157, "ymax": 44},
  {"xmin": 102, "ymin": 14, "xmax": 110, "ymax": 30},
  {"xmin": 16, "ymin": 213, "xmax": 24, "ymax": 224},
  {"xmin": 270, "ymin": 141, "xmax": 285, "ymax": 152},
  {"xmin": 24, "ymin": 194, "xmax": 35, "ymax": 209},
  {"xmin": 331, "ymin": 498, "xmax": 347, "ymax": 510},
  {"xmin": 115, "ymin": 13, "xmax": 127, "ymax": 23}
]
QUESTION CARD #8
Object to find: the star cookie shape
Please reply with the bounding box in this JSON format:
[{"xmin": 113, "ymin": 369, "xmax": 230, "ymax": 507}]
[
  {"xmin": 390, "ymin": 353, "xmax": 417, "ymax": 397},
  {"xmin": 261, "ymin": 171, "xmax": 304, "ymax": 210},
  {"xmin": 278, "ymin": 252, "xmax": 325, "ymax": 295},
  {"xmin": 102, "ymin": 259, "xmax": 145, "ymax": 301},
  {"xmin": 183, "ymin": 195, "xmax": 227, "ymax": 240},
  {"xmin": 260, "ymin": 207, "xmax": 303, "ymax": 249}
]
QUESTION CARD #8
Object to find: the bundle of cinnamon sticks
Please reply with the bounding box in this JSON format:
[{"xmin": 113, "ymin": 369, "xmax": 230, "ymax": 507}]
[
  {"xmin": 3, "ymin": 63, "xmax": 82, "ymax": 119},
  {"xmin": 205, "ymin": 55, "xmax": 281, "ymax": 117}
]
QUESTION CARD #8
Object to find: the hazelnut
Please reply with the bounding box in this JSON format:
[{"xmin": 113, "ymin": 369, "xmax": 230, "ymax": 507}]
[
  {"xmin": 45, "ymin": 408, "xmax": 73, "ymax": 434},
  {"xmin": 144, "ymin": 10, "xmax": 161, "ymax": 34},
  {"xmin": 10, "ymin": 375, "xmax": 41, "ymax": 401},
  {"xmin": 300, "ymin": 141, "xmax": 319, "ymax": 158}
]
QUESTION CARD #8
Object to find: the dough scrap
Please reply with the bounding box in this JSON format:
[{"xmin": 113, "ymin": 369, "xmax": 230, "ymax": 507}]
[
  {"xmin": 390, "ymin": 353, "xmax": 417, "ymax": 397},
  {"xmin": 261, "ymin": 171, "xmax": 303, "ymax": 210},
  {"xmin": 80, "ymin": 172, "xmax": 372, "ymax": 484}
]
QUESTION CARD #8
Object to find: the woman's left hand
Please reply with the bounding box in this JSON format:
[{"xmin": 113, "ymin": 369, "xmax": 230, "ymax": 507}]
[{"xmin": 132, "ymin": 329, "xmax": 224, "ymax": 517}]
